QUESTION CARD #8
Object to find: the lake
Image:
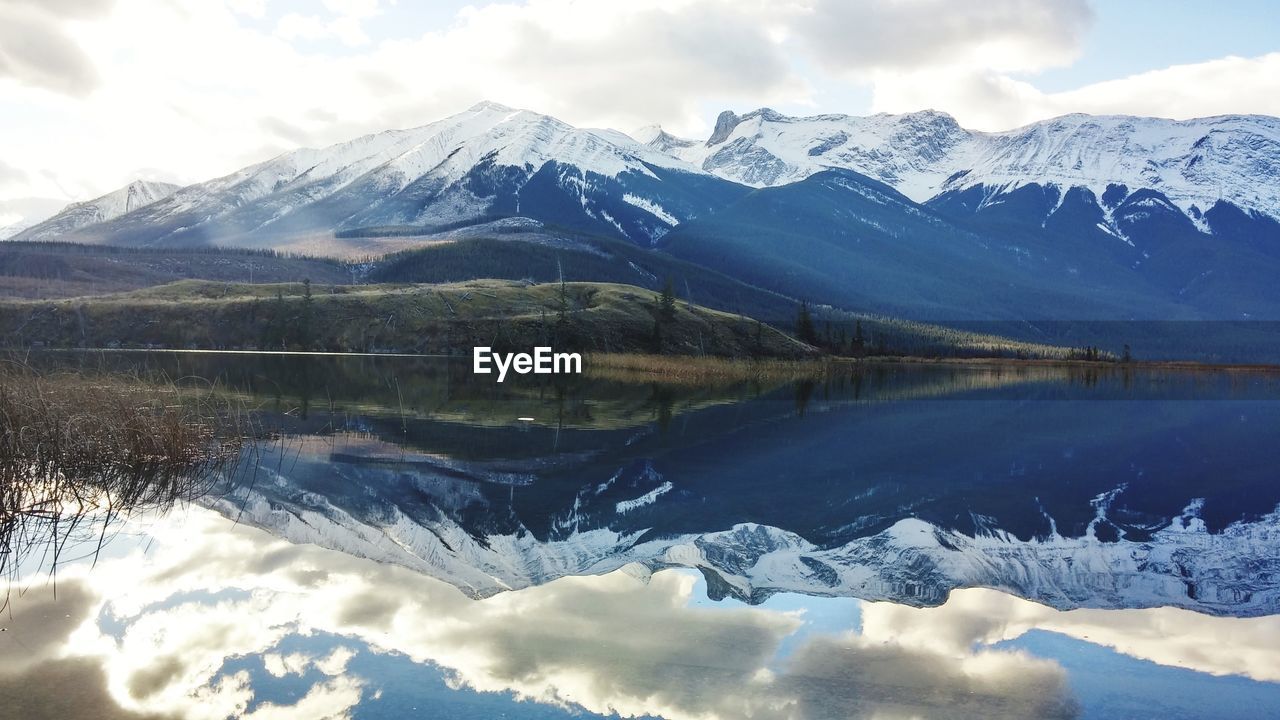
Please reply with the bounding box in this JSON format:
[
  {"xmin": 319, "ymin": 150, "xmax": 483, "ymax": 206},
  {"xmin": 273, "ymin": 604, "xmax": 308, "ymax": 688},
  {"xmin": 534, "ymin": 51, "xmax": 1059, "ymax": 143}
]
[{"xmin": 3, "ymin": 351, "xmax": 1280, "ymax": 719}]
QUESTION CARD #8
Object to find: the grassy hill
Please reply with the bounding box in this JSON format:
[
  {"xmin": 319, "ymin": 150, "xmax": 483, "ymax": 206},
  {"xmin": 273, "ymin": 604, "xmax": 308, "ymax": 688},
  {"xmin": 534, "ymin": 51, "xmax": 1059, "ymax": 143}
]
[
  {"xmin": 367, "ymin": 233, "xmax": 804, "ymax": 324},
  {"xmin": 0, "ymin": 235, "xmax": 1095, "ymax": 360},
  {"xmin": 0, "ymin": 279, "xmax": 816, "ymax": 358}
]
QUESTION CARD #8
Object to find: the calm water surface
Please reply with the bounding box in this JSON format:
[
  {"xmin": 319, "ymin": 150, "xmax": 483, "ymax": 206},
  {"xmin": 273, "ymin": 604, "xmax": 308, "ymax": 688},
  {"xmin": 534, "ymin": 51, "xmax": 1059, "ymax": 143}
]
[{"xmin": 3, "ymin": 352, "xmax": 1280, "ymax": 719}]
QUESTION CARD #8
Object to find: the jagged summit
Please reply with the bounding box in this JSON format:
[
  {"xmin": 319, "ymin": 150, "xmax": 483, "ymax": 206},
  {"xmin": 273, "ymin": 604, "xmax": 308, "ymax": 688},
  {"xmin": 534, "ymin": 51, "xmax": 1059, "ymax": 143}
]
[
  {"xmin": 707, "ymin": 110, "xmax": 743, "ymax": 145},
  {"xmin": 674, "ymin": 106, "xmax": 1280, "ymax": 218}
]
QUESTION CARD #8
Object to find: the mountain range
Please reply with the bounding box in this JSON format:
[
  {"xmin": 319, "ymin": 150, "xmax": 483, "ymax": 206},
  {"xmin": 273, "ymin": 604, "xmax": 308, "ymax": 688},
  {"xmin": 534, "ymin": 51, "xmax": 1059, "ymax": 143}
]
[
  {"xmin": 10, "ymin": 101, "xmax": 1280, "ymax": 327},
  {"xmin": 201, "ymin": 372, "xmax": 1280, "ymax": 616}
]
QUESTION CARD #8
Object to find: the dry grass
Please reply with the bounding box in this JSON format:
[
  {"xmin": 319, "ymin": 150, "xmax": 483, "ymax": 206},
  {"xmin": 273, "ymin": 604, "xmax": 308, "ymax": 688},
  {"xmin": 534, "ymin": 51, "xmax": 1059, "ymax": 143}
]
[
  {"xmin": 0, "ymin": 362, "xmax": 244, "ymax": 593},
  {"xmin": 585, "ymin": 353, "xmax": 841, "ymax": 385}
]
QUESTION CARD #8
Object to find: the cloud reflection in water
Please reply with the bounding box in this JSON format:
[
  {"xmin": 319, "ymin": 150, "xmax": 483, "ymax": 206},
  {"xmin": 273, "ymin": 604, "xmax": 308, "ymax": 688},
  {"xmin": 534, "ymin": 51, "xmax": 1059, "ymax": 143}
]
[{"xmin": 1, "ymin": 507, "xmax": 1277, "ymax": 719}]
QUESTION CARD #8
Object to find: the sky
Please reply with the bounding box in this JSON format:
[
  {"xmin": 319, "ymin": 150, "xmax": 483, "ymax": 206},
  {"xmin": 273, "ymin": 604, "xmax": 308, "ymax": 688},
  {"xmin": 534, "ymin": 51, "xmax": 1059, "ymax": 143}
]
[{"xmin": 1, "ymin": 0, "xmax": 1278, "ymax": 208}]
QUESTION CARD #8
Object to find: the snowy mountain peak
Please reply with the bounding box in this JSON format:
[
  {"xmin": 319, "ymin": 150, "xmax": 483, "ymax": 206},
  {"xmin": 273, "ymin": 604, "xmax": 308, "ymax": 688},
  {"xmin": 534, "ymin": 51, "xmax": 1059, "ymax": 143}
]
[
  {"xmin": 629, "ymin": 124, "xmax": 665, "ymax": 144},
  {"xmin": 708, "ymin": 110, "xmax": 743, "ymax": 145},
  {"xmin": 632, "ymin": 124, "xmax": 699, "ymax": 156},
  {"xmin": 38, "ymin": 103, "xmax": 731, "ymax": 247},
  {"xmin": 19, "ymin": 103, "xmax": 1280, "ymax": 252},
  {"xmin": 12, "ymin": 179, "xmax": 181, "ymax": 242},
  {"xmin": 97, "ymin": 179, "xmax": 181, "ymax": 214},
  {"xmin": 467, "ymin": 99, "xmax": 518, "ymax": 113},
  {"xmin": 671, "ymin": 107, "xmax": 1280, "ymax": 219}
]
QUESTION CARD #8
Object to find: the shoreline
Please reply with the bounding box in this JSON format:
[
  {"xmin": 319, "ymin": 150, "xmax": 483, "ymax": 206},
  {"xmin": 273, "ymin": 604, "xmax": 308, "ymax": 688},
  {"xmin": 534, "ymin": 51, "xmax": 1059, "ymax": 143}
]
[{"xmin": 11, "ymin": 346, "xmax": 1280, "ymax": 375}]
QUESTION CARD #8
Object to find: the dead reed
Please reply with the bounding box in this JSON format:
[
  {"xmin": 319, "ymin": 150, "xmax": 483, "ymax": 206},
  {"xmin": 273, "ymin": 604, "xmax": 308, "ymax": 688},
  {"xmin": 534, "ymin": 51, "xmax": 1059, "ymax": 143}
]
[
  {"xmin": 585, "ymin": 352, "xmax": 840, "ymax": 385},
  {"xmin": 0, "ymin": 361, "xmax": 244, "ymax": 592}
]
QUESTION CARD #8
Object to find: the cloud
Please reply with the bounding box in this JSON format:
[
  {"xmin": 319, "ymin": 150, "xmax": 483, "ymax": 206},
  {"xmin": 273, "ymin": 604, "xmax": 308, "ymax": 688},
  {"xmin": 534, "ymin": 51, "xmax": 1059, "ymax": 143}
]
[
  {"xmin": 241, "ymin": 676, "xmax": 364, "ymax": 720},
  {"xmin": 0, "ymin": 0, "xmax": 806, "ymax": 200},
  {"xmin": 0, "ymin": 508, "xmax": 1088, "ymax": 720},
  {"xmin": 1049, "ymin": 52, "xmax": 1280, "ymax": 121},
  {"xmin": 780, "ymin": 635, "xmax": 1078, "ymax": 720},
  {"xmin": 861, "ymin": 588, "xmax": 1280, "ymax": 684},
  {"xmin": 871, "ymin": 53, "xmax": 1280, "ymax": 131},
  {"xmin": 0, "ymin": 0, "xmax": 1271, "ymax": 204},
  {"xmin": 0, "ymin": 658, "xmax": 179, "ymax": 720},
  {"xmin": 0, "ymin": 579, "xmax": 98, "ymax": 674},
  {"xmin": 791, "ymin": 0, "xmax": 1093, "ymax": 75},
  {"xmin": 0, "ymin": 0, "xmax": 113, "ymax": 96},
  {"xmin": 15, "ymin": 504, "xmax": 1280, "ymax": 720},
  {"xmin": 263, "ymin": 647, "xmax": 355, "ymax": 679},
  {"xmin": 0, "ymin": 158, "xmax": 29, "ymax": 194},
  {"xmin": 428, "ymin": 0, "xmax": 803, "ymax": 134}
]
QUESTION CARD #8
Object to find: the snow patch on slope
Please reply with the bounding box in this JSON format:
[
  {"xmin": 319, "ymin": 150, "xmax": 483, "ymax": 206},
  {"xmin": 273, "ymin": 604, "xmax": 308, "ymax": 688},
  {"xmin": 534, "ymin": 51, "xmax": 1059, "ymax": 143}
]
[
  {"xmin": 622, "ymin": 193, "xmax": 679, "ymax": 226},
  {"xmin": 615, "ymin": 481, "xmax": 674, "ymax": 514}
]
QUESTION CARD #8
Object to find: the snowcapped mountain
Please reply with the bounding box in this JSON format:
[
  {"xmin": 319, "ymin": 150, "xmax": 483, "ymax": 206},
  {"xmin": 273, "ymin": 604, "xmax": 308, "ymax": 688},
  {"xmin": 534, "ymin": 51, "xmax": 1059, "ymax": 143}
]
[
  {"xmin": 651, "ymin": 109, "xmax": 969, "ymax": 198},
  {"xmin": 642, "ymin": 108, "xmax": 1280, "ymax": 321},
  {"xmin": 13, "ymin": 101, "xmax": 1279, "ymax": 324},
  {"xmin": 669, "ymin": 108, "xmax": 1280, "ymax": 222},
  {"xmin": 16, "ymin": 105, "xmax": 1280, "ymax": 249},
  {"xmin": 199, "ymin": 374, "xmax": 1280, "ymax": 616},
  {"xmin": 12, "ymin": 180, "xmax": 180, "ymax": 242},
  {"xmin": 45, "ymin": 102, "xmax": 745, "ymax": 248},
  {"xmin": 204, "ymin": 445, "xmax": 1280, "ymax": 616}
]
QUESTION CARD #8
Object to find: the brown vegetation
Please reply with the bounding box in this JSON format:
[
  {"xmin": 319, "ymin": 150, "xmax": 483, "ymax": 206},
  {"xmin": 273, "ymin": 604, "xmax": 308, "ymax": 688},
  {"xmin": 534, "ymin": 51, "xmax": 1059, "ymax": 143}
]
[
  {"xmin": 0, "ymin": 363, "xmax": 242, "ymax": 590},
  {"xmin": 587, "ymin": 353, "xmax": 840, "ymax": 384}
]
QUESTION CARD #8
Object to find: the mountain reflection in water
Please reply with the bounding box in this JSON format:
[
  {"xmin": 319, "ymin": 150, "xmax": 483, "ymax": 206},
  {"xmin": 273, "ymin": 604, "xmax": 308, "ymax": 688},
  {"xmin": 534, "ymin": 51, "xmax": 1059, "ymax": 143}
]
[
  {"xmin": 4, "ymin": 508, "xmax": 1280, "ymax": 720},
  {"xmin": 4, "ymin": 351, "xmax": 1280, "ymax": 719}
]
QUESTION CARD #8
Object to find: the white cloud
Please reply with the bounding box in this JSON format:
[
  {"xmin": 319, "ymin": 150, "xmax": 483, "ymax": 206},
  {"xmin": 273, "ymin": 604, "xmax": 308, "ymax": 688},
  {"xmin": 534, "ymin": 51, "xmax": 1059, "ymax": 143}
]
[
  {"xmin": 791, "ymin": 0, "xmax": 1092, "ymax": 75},
  {"xmin": 0, "ymin": 0, "xmax": 805, "ymax": 201},
  {"xmin": 0, "ymin": 0, "xmax": 109, "ymax": 97},
  {"xmin": 3, "ymin": 507, "xmax": 1088, "ymax": 720},
  {"xmin": 17, "ymin": 506, "xmax": 1280, "ymax": 720},
  {"xmin": 861, "ymin": 587, "xmax": 1280, "ymax": 684},
  {"xmin": 0, "ymin": 0, "xmax": 1273, "ymax": 204},
  {"xmin": 274, "ymin": 0, "xmax": 384, "ymax": 47},
  {"xmin": 1049, "ymin": 53, "xmax": 1280, "ymax": 121},
  {"xmin": 871, "ymin": 53, "xmax": 1280, "ymax": 130}
]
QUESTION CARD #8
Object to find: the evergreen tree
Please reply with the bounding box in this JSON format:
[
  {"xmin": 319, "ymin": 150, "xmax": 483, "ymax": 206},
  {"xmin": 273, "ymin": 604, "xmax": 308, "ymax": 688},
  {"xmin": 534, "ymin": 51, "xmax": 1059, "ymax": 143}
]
[
  {"xmin": 659, "ymin": 276, "xmax": 677, "ymax": 321},
  {"xmin": 300, "ymin": 278, "xmax": 314, "ymax": 350},
  {"xmin": 796, "ymin": 302, "xmax": 818, "ymax": 345},
  {"xmin": 269, "ymin": 289, "xmax": 287, "ymax": 349},
  {"xmin": 556, "ymin": 261, "xmax": 569, "ymax": 325}
]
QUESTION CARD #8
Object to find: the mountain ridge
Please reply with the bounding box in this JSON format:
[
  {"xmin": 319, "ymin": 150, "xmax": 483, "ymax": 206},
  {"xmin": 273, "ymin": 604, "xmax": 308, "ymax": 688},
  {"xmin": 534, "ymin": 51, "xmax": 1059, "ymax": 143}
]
[
  {"xmin": 19, "ymin": 102, "xmax": 1280, "ymax": 249},
  {"xmin": 10, "ymin": 102, "xmax": 1280, "ymax": 327},
  {"xmin": 13, "ymin": 180, "xmax": 181, "ymax": 242},
  {"xmin": 670, "ymin": 106, "xmax": 1280, "ymax": 222},
  {"xmin": 15, "ymin": 102, "xmax": 743, "ymax": 249}
]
